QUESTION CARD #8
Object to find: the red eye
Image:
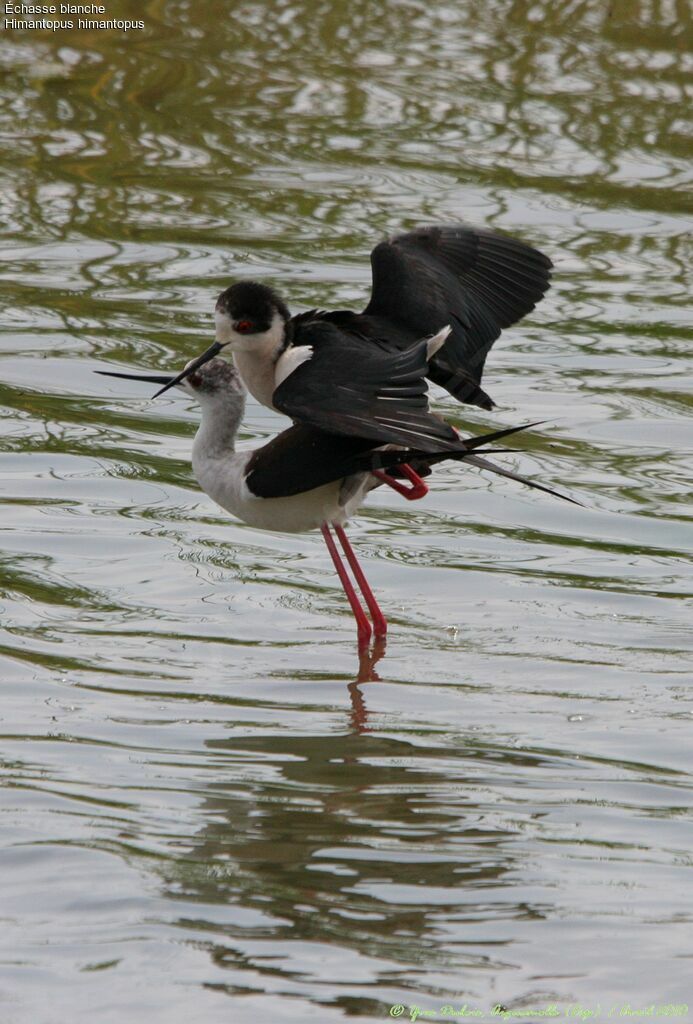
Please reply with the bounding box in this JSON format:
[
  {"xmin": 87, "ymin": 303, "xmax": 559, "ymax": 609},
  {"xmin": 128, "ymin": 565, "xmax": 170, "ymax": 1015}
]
[{"xmin": 235, "ymin": 319, "xmax": 254, "ymax": 334}]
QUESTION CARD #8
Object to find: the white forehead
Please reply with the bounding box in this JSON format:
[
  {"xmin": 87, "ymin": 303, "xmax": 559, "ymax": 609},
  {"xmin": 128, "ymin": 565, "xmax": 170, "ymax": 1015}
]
[{"xmin": 215, "ymin": 308, "xmax": 235, "ymax": 344}]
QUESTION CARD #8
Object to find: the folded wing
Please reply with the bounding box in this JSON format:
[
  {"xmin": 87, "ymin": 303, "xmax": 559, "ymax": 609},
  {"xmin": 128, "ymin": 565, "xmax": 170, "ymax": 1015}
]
[{"xmin": 272, "ymin": 319, "xmax": 460, "ymax": 452}]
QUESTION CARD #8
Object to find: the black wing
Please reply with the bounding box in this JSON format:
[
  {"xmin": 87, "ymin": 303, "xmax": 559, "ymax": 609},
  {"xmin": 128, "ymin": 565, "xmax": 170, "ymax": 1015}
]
[
  {"xmin": 246, "ymin": 423, "xmax": 523, "ymax": 500},
  {"xmin": 364, "ymin": 224, "xmax": 552, "ymax": 409},
  {"xmin": 272, "ymin": 319, "xmax": 460, "ymax": 453},
  {"xmin": 246, "ymin": 420, "xmax": 579, "ymax": 506},
  {"xmin": 244, "ymin": 424, "xmax": 379, "ymax": 498}
]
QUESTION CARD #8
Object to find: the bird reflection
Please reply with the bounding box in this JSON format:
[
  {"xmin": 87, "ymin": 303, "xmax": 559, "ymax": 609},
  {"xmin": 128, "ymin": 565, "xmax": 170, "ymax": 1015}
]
[
  {"xmin": 348, "ymin": 636, "xmax": 387, "ymax": 732},
  {"xmin": 149, "ymin": 721, "xmax": 534, "ymax": 1005}
]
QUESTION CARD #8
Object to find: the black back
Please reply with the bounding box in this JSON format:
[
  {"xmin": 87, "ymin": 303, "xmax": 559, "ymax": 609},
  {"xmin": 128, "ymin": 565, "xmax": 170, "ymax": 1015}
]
[
  {"xmin": 244, "ymin": 424, "xmax": 379, "ymax": 498},
  {"xmin": 244, "ymin": 420, "xmax": 578, "ymax": 506}
]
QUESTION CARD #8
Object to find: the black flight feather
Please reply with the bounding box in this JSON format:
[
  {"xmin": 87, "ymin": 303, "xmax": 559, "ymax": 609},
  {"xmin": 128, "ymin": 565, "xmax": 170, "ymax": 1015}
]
[
  {"xmin": 272, "ymin": 320, "xmax": 461, "ymax": 453},
  {"xmin": 245, "ymin": 419, "xmax": 578, "ymax": 506},
  {"xmin": 362, "ymin": 224, "xmax": 552, "ymax": 409}
]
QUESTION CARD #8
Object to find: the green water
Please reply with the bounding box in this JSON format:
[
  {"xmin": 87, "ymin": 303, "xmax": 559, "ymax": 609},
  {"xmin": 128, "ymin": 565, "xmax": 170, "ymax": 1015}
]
[{"xmin": 1, "ymin": 1, "xmax": 692, "ymax": 1021}]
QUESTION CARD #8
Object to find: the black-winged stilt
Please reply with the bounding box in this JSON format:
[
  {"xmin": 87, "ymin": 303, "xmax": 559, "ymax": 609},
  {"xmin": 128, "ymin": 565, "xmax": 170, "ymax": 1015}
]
[
  {"xmin": 153, "ymin": 222, "xmax": 551, "ymax": 408},
  {"xmin": 98, "ymin": 351, "xmax": 574, "ymax": 649},
  {"xmin": 98, "ymin": 223, "xmax": 571, "ymax": 645},
  {"xmin": 151, "ymin": 223, "xmax": 552, "ymax": 505}
]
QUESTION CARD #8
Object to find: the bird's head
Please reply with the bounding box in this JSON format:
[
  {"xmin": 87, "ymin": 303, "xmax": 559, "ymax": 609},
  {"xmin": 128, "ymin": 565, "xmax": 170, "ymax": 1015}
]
[
  {"xmin": 178, "ymin": 356, "xmax": 246, "ymax": 407},
  {"xmin": 214, "ymin": 281, "xmax": 290, "ymax": 355},
  {"xmin": 133, "ymin": 281, "xmax": 291, "ymax": 401}
]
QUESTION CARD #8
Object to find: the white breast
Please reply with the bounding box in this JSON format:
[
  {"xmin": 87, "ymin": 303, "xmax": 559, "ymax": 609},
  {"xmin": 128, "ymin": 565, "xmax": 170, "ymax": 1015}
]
[
  {"xmin": 233, "ymin": 343, "xmax": 314, "ymax": 412},
  {"xmin": 232, "ymin": 350, "xmax": 280, "ymax": 410},
  {"xmin": 274, "ymin": 346, "xmax": 314, "ymax": 388}
]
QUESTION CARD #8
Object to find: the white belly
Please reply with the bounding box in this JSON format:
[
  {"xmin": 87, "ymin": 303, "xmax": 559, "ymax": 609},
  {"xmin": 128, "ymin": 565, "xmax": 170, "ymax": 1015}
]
[{"xmin": 193, "ymin": 451, "xmax": 372, "ymax": 533}]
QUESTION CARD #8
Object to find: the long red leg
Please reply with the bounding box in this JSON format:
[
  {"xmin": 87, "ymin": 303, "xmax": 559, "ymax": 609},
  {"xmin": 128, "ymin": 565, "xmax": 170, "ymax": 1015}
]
[
  {"xmin": 372, "ymin": 463, "xmax": 428, "ymax": 501},
  {"xmin": 321, "ymin": 523, "xmax": 372, "ymax": 648},
  {"xmin": 333, "ymin": 524, "xmax": 387, "ymax": 638}
]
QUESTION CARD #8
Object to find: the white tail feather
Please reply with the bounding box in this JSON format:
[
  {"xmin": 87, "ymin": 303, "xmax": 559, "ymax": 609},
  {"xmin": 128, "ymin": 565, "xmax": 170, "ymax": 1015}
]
[{"xmin": 426, "ymin": 324, "xmax": 452, "ymax": 360}]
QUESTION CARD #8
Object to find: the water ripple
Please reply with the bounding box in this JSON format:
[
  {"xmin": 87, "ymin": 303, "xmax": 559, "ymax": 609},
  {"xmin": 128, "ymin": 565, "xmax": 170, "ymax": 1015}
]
[{"xmin": 1, "ymin": 0, "xmax": 692, "ymax": 1018}]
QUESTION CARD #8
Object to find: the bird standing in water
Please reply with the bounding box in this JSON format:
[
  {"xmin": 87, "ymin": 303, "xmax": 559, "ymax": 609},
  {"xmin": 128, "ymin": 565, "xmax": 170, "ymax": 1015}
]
[
  {"xmin": 99, "ymin": 356, "xmax": 565, "ymax": 648},
  {"xmin": 99, "ymin": 223, "xmax": 569, "ymax": 646},
  {"xmin": 153, "ymin": 223, "xmax": 552, "ymax": 501}
]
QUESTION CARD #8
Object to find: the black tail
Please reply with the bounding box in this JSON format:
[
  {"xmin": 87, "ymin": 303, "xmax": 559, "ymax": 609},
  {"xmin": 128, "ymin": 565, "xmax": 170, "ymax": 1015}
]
[{"xmin": 355, "ymin": 422, "xmax": 581, "ymax": 506}]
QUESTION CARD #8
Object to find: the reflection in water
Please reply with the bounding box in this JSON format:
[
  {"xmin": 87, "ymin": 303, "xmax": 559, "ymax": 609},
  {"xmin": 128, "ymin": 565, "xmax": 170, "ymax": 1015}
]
[
  {"xmin": 1, "ymin": 0, "xmax": 692, "ymax": 1018},
  {"xmin": 346, "ymin": 635, "xmax": 387, "ymax": 731},
  {"xmin": 161, "ymin": 728, "xmax": 524, "ymax": 996},
  {"xmin": 147, "ymin": 707, "xmax": 692, "ymax": 1010}
]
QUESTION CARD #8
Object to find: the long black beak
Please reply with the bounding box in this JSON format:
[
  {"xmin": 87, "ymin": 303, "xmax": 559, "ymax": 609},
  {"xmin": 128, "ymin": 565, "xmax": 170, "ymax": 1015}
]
[
  {"xmin": 95, "ymin": 370, "xmax": 177, "ymax": 387},
  {"xmin": 148, "ymin": 341, "xmax": 224, "ymax": 399}
]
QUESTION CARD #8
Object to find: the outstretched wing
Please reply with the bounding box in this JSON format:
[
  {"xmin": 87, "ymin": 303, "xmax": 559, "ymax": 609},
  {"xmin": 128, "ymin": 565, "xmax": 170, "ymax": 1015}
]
[
  {"xmin": 272, "ymin": 319, "xmax": 460, "ymax": 452},
  {"xmin": 364, "ymin": 224, "xmax": 552, "ymax": 408}
]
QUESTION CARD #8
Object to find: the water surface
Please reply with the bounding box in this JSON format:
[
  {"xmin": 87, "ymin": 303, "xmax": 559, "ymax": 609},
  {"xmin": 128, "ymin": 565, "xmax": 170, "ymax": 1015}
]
[{"xmin": 1, "ymin": 1, "xmax": 692, "ymax": 1021}]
